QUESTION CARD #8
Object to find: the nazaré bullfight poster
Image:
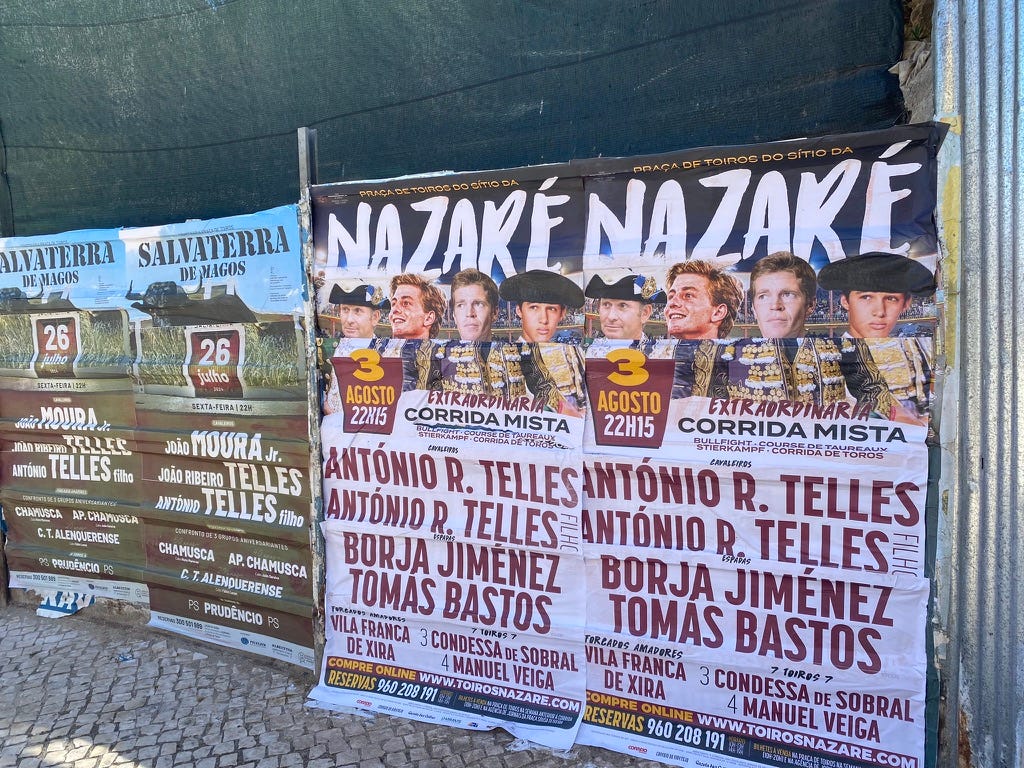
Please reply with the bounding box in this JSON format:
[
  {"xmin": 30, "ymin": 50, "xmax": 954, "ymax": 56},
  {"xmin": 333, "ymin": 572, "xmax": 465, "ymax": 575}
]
[
  {"xmin": 575, "ymin": 124, "xmax": 943, "ymax": 768},
  {"xmin": 307, "ymin": 123, "xmax": 943, "ymax": 767},
  {"xmin": 123, "ymin": 206, "xmax": 316, "ymax": 669},
  {"xmin": 307, "ymin": 165, "xmax": 589, "ymax": 748},
  {"xmin": 0, "ymin": 226, "xmax": 148, "ymax": 603}
]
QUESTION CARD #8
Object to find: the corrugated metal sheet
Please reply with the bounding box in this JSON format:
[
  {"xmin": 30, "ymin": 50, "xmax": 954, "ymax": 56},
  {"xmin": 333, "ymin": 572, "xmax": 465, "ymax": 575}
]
[{"xmin": 934, "ymin": 1, "xmax": 1024, "ymax": 767}]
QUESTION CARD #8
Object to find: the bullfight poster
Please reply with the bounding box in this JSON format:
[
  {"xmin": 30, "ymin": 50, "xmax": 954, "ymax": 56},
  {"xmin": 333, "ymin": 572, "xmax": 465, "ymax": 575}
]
[
  {"xmin": 308, "ymin": 123, "xmax": 944, "ymax": 767},
  {"xmin": 0, "ymin": 227, "xmax": 146, "ymax": 603},
  {"xmin": 308, "ymin": 164, "xmax": 589, "ymax": 749},
  {"xmin": 0, "ymin": 205, "xmax": 317, "ymax": 668}
]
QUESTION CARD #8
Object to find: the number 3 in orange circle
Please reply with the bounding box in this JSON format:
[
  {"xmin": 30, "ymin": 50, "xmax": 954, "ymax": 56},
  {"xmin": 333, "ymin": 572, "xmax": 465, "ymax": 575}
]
[
  {"xmin": 606, "ymin": 347, "xmax": 649, "ymax": 386},
  {"xmin": 350, "ymin": 348, "xmax": 385, "ymax": 382}
]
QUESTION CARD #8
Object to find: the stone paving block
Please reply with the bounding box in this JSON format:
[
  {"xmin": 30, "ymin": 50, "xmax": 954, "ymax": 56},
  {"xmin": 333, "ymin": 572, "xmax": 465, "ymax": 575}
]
[
  {"xmin": 485, "ymin": 740, "xmax": 508, "ymax": 756},
  {"xmin": 408, "ymin": 747, "xmax": 430, "ymax": 762},
  {"xmin": 260, "ymin": 729, "xmax": 280, "ymax": 749},
  {"xmin": 7, "ymin": 722, "xmax": 29, "ymax": 736},
  {"xmin": 65, "ymin": 745, "xmax": 90, "ymax": 765},
  {"xmin": 0, "ymin": 733, "xmax": 27, "ymax": 750},
  {"xmin": 287, "ymin": 734, "xmax": 314, "ymax": 752},
  {"xmin": 337, "ymin": 732, "xmax": 369, "ymax": 748},
  {"xmin": 358, "ymin": 742, "xmax": 385, "ymax": 759},
  {"xmin": 212, "ymin": 741, "xmax": 237, "ymax": 756},
  {"xmin": 362, "ymin": 749, "xmax": 389, "ymax": 765},
  {"xmin": 266, "ymin": 741, "xmax": 290, "ymax": 756},
  {"xmin": 328, "ymin": 731, "xmax": 356, "ymax": 748},
  {"xmin": 312, "ymin": 731, "xmax": 332, "ymax": 746},
  {"xmin": 428, "ymin": 742, "xmax": 453, "ymax": 758},
  {"xmin": 307, "ymin": 743, "xmax": 328, "ymax": 759},
  {"xmin": 460, "ymin": 748, "xmax": 487, "ymax": 764},
  {"xmin": 242, "ymin": 746, "xmax": 268, "ymax": 762},
  {"xmin": 137, "ymin": 745, "xmax": 161, "ymax": 760},
  {"xmin": 381, "ymin": 736, "xmax": 405, "ymax": 753},
  {"xmin": 503, "ymin": 750, "xmax": 535, "ymax": 768}
]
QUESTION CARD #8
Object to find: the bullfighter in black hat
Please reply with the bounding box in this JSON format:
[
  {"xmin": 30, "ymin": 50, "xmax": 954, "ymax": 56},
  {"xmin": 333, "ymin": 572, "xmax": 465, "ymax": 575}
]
[
  {"xmin": 499, "ymin": 269, "xmax": 584, "ymax": 343},
  {"xmin": 817, "ymin": 251, "xmax": 937, "ymax": 417},
  {"xmin": 328, "ymin": 282, "xmax": 390, "ymax": 339},
  {"xmin": 498, "ymin": 269, "xmax": 586, "ymax": 415},
  {"xmin": 817, "ymin": 251, "xmax": 936, "ymax": 338},
  {"xmin": 323, "ymin": 281, "xmax": 392, "ymax": 415},
  {"xmin": 585, "ymin": 272, "xmax": 666, "ymax": 343}
]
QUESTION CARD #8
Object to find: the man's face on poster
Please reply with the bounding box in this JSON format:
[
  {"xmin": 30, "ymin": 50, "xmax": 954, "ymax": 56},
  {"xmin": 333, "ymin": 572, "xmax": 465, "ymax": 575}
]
[
  {"xmin": 598, "ymin": 298, "xmax": 651, "ymax": 340},
  {"xmin": 390, "ymin": 284, "xmax": 434, "ymax": 339},
  {"xmin": 516, "ymin": 302, "xmax": 566, "ymax": 342},
  {"xmin": 751, "ymin": 270, "xmax": 811, "ymax": 338},
  {"xmin": 841, "ymin": 291, "xmax": 912, "ymax": 338},
  {"xmin": 452, "ymin": 283, "xmax": 496, "ymax": 342},
  {"xmin": 338, "ymin": 304, "xmax": 380, "ymax": 338},
  {"xmin": 665, "ymin": 274, "xmax": 726, "ymax": 339}
]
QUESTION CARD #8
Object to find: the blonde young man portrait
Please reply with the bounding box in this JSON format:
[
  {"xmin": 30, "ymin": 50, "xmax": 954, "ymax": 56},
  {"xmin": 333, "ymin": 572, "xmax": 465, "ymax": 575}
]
[
  {"xmin": 664, "ymin": 260, "xmax": 743, "ymax": 340},
  {"xmin": 389, "ymin": 273, "xmax": 447, "ymax": 339}
]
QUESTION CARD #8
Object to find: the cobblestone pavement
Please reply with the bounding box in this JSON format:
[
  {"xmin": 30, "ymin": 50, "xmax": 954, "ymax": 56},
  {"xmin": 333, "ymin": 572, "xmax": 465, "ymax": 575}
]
[{"xmin": 0, "ymin": 603, "xmax": 650, "ymax": 768}]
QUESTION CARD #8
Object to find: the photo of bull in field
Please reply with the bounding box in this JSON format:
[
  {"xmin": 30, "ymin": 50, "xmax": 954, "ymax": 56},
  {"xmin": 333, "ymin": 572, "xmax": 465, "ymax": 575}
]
[{"xmin": 126, "ymin": 278, "xmax": 256, "ymax": 327}]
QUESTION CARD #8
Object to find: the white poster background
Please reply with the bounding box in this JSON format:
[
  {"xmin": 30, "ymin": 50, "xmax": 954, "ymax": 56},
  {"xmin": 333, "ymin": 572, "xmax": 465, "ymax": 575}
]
[
  {"xmin": 311, "ymin": 523, "xmax": 587, "ymax": 749},
  {"xmin": 577, "ymin": 552, "xmax": 928, "ymax": 768}
]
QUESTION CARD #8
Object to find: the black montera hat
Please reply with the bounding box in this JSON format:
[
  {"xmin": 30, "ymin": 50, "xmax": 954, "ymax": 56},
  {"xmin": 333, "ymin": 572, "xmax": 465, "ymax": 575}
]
[
  {"xmin": 585, "ymin": 273, "xmax": 667, "ymax": 305},
  {"xmin": 498, "ymin": 270, "xmax": 584, "ymax": 309},
  {"xmin": 328, "ymin": 283, "xmax": 391, "ymax": 311},
  {"xmin": 817, "ymin": 252, "xmax": 936, "ymax": 297}
]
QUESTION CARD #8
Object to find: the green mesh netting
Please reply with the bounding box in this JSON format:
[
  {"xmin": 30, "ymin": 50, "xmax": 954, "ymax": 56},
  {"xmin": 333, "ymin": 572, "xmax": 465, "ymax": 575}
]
[{"xmin": 0, "ymin": 0, "xmax": 903, "ymax": 237}]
